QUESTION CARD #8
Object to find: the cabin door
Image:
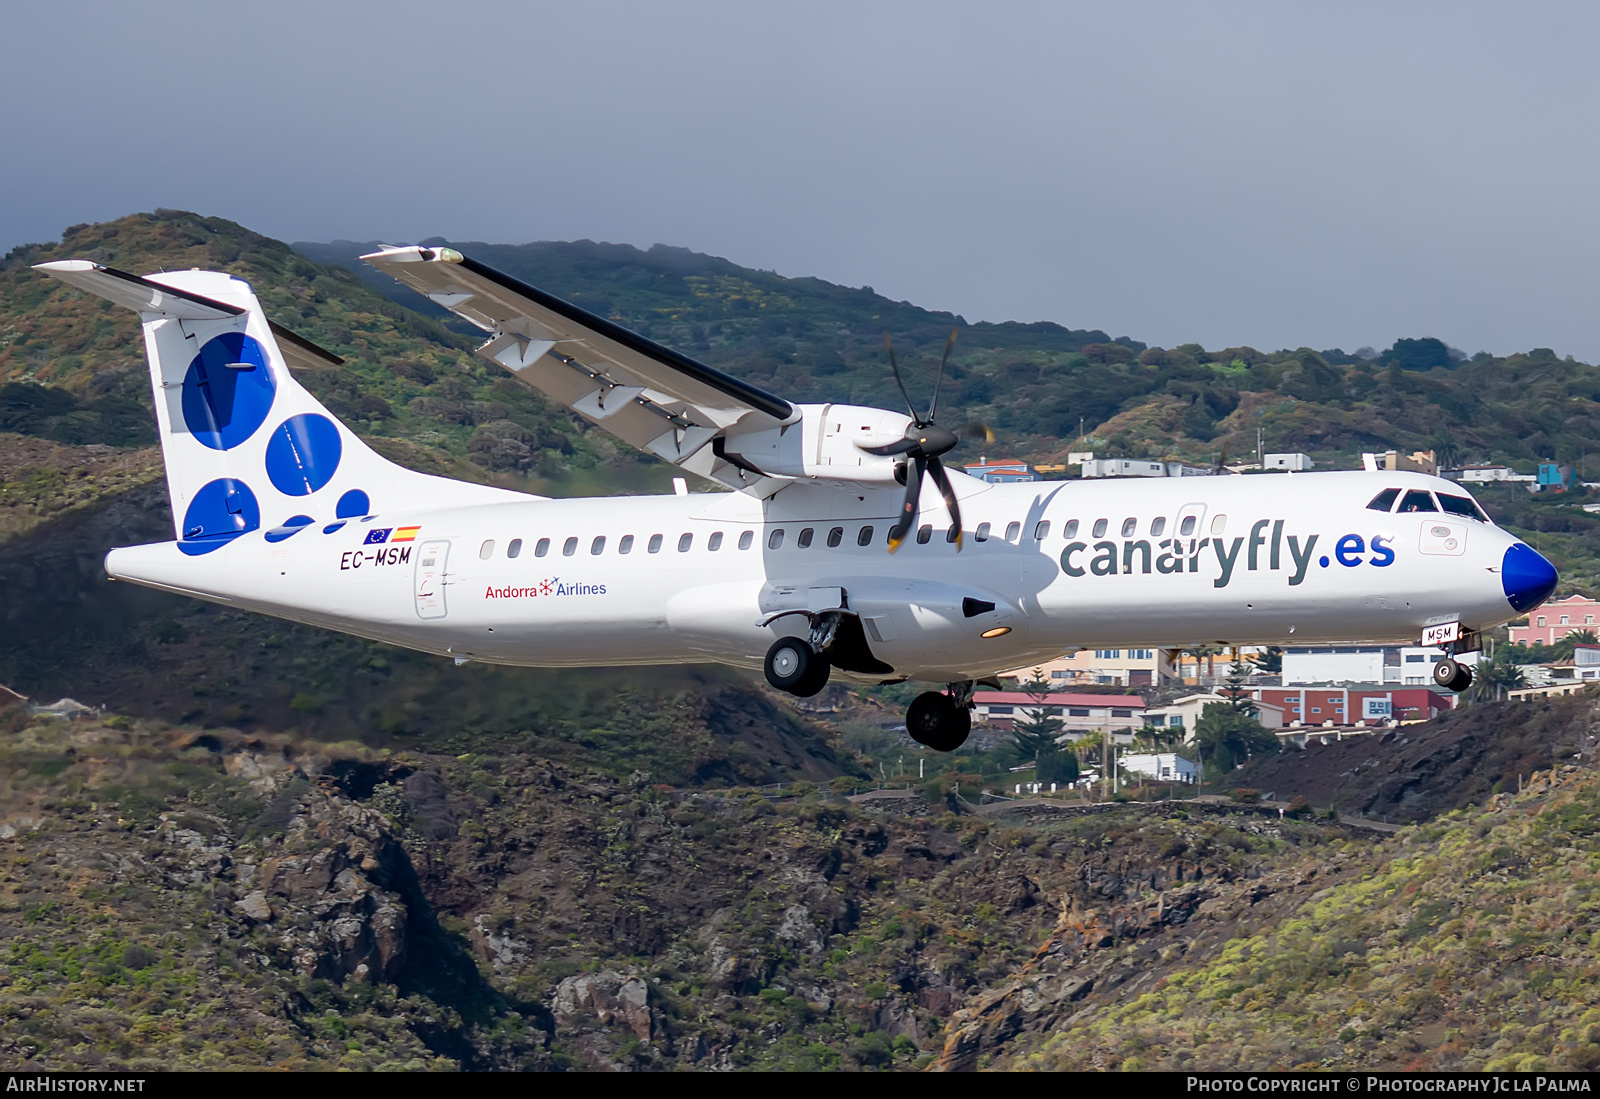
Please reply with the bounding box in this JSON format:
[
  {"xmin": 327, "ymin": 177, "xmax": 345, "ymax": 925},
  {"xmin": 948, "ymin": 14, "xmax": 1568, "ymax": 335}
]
[{"xmin": 414, "ymin": 539, "xmax": 451, "ymax": 619}]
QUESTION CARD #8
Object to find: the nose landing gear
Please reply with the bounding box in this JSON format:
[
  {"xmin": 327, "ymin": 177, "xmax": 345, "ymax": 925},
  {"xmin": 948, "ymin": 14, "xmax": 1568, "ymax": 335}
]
[
  {"xmin": 906, "ymin": 681, "xmax": 974, "ymax": 752},
  {"xmin": 1433, "ymin": 657, "xmax": 1473, "ymax": 693}
]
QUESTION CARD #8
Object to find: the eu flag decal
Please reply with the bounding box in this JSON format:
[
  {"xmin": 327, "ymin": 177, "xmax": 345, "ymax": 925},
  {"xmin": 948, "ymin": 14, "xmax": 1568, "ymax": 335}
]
[{"xmin": 364, "ymin": 528, "xmax": 392, "ymax": 545}]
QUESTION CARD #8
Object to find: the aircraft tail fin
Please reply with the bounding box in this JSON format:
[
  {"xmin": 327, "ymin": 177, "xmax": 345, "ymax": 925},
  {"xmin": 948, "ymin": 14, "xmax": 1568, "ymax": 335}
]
[{"xmin": 35, "ymin": 261, "xmax": 524, "ymax": 553}]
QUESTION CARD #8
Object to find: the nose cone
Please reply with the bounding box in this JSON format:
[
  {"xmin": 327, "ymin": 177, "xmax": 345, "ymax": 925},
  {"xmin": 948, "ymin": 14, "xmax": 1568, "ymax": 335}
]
[{"xmin": 1502, "ymin": 543, "xmax": 1558, "ymax": 613}]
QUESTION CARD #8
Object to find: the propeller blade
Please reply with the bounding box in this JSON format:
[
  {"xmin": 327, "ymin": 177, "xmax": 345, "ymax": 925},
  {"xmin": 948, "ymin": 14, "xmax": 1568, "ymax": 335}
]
[
  {"xmin": 925, "ymin": 328, "xmax": 958, "ymax": 424},
  {"xmin": 858, "ymin": 436, "xmax": 920, "ymax": 457},
  {"xmin": 927, "ymin": 456, "xmax": 962, "ymax": 551},
  {"xmin": 952, "ymin": 422, "xmax": 994, "ymax": 444},
  {"xmin": 886, "ymin": 455, "xmax": 927, "ymax": 553},
  {"xmin": 883, "ymin": 334, "xmax": 920, "ymax": 424}
]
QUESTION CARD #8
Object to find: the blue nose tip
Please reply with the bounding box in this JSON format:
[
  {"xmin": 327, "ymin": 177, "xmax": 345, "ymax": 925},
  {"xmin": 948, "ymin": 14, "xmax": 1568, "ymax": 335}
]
[{"xmin": 1503, "ymin": 543, "xmax": 1558, "ymax": 612}]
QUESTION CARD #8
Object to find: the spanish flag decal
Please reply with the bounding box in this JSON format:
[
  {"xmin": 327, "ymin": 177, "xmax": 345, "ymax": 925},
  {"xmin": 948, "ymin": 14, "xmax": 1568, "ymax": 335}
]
[{"xmin": 392, "ymin": 526, "xmax": 421, "ymax": 543}]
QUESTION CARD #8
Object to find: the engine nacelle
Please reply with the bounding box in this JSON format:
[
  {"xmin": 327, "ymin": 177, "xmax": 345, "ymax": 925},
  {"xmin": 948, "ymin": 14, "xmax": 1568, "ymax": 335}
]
[{"xmin": 721, "ymin": 403, "xmax": 912, "ymax": 485}]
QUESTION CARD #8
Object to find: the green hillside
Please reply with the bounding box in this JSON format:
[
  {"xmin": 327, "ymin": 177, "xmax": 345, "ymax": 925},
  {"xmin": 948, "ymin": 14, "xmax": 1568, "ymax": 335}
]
[{"xmin": 4, "ymin": 210, "xmax": 1600, "ymax": 1072}]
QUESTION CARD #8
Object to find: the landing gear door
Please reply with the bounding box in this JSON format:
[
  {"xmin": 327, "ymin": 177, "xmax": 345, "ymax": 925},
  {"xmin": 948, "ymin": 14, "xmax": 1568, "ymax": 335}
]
[{"xmin": 414, "ymin": 539, "xmax": 450, "ymax": 620}]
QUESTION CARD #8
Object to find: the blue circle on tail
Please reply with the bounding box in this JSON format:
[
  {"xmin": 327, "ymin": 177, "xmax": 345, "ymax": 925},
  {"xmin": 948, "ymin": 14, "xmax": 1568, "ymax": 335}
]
[
  {"xmin": 336, "ymin": 489, "xmax": 370, "ymax": 518},
  {"xmin": 181, "ymin": 333, "xmax": 275, "ymax": 450},
  {"xmin": 265, "ymin": 515, "xmax": 315, "ymax": 543},
  {"xmin": 264, "ymin": 413, "xmax": 342, "ymax": 496},
  {"xmin": 179, "ymin": 478, "xmax": 260, "ymax": 555}
]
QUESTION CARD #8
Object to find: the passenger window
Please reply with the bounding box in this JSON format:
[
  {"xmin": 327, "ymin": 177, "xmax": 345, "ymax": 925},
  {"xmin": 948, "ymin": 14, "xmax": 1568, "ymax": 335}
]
[
  {"xmin": 619, "ymin": 535, "xmax": 634, "ymax": 554},
  {"xmin": 738, "ymin": 530, "xmax": 754, "ymax": 550},
  {"xmin": 1034, "ymin": 520, "xmax": 1050, "ymax": 540},
  {"xmin": 768, "ymin": 529, "xmax": 784, "ymax": 550},
  {"xmin": 826, "ymin": 527, "xmax": 843, "ymax": 548},
  {"xmin": 678, "ymin": 533, "xmax": 693, "ymax": 552},
  {"xmin": 857, "ymin": 526, "xmax": 874, "ymax": 547},
  {"xmin": 507, "ymin": 538, "xmax": 522, "ymax": 558},
  {"xmin": 917, "ymin": 524, "xmax": 933, "ymax": 544},
  {"xmin": 591, "ymin": 536, "xmax": 605, "ymax": 555},
  {"xmin": 975, "ymin": 522, "xmax": 991, "ymax": 542},
  {"xmin": 1211, "ymin": 515, "xmax": 1227, "ymax": 535},
  {"xmin": 946, "ymin": 524, "xmax": 960, "ymax": 543},
  {"xmin": 535, "ymin": 537, "xmax": 550, "ymax": 557},
  {"xmin": 647, "ymin": 534, "xmax": 663, "ymax": 554},
  {"xmin": 1092, "ymin": 518, "xmax": 1108, "ymax": 538},
  {"xmin": 798, "ymin": 527, "xmax": 814, "ymax": 548},
  {"xmin": 1005, "ymin": 521, "xmax": 1021, "ymax": 541},
  {"xmin": 1367, "ymin": 488, "xmax": 1401, "ymax": 512},
  {"xmin": 708, "ymin": 532, "xmax": 724, "ymax": 551},
  {"xmin": 1063, "ymin": 519, "xmax": 1079, "ymax": 538},
  {"xmin": 1438, "ymin": 494, "xmax": 1489, "ymax": 522},
  {"xmin": 1150, "ymin": 517, "xmax": 1166, "ymax": 537},
  {"xmin": 1179, "ymin": 516, "xmax": 1196, "ymax": 536},
  {"xmin": 479, "ymin": 539, "xmax": 495, "ymax": 560},
  {"xmin": 563, "ymin": 537, "xmax": 578, "ymax": 557},
  {"xmin": 1397, "ymin": 490, "xmax": 1438, "ymax": 513},
  {"xmin": 1120, "ymin": 518, "xmax": 1136, "ymax": 537}
]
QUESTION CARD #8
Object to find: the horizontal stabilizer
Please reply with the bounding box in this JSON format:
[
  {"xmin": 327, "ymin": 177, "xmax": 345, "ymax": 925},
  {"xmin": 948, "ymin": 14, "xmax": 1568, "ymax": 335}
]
[
  {"xmin": 34, "ymin": 260, "xmax": 244, "ymax": 320},
  {"xmin": 36, "ymin": 260, "xmax": 343, "ymax": 372}
]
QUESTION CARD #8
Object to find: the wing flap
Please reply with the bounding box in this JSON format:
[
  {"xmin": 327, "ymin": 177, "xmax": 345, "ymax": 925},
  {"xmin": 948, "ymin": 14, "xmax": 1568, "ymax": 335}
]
[{"xmin": 363, "ymin": 245, "xmax": 796, "ymax": 492}]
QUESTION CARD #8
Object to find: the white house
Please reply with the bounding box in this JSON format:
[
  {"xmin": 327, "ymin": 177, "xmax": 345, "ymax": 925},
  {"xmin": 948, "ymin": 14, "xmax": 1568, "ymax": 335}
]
[
  {"xmin": 1142, "ymin": 693, "xmax": 1285, "ymax": 740},
  {"xmin": 1263, "ymin": 453, "xmax": 1314, "ymax": 471},
  {"xmin": 1120, "ymin": 753, "xmax": 1199, "ymax": 784},
  {"xmin": 1281, "ymin": 645, "xmax": 1479, "ymax": 686},
  {"xmin": 1444, "ymin": 465, "xmax": 1535, "ymax": 484}
]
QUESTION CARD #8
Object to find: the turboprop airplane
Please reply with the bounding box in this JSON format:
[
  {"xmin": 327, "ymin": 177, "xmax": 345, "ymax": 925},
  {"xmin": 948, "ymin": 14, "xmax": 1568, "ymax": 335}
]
[{"xmin": 35, "ymin": 250, "xmax": 1558, "ymax": 751}]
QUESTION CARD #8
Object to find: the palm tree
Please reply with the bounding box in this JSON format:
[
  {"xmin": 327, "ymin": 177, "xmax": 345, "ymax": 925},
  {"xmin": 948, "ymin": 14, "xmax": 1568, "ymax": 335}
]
[{"xmin": 1472, "ymin": 657, "xmax": 1527, "ymax": 701}]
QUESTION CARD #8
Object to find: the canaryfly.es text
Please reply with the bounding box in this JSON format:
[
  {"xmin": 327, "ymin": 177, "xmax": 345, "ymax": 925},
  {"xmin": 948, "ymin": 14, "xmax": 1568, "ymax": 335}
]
[{"xmin": 1061, "ymin": 521, "xmax": 1396, "ymax": 589}]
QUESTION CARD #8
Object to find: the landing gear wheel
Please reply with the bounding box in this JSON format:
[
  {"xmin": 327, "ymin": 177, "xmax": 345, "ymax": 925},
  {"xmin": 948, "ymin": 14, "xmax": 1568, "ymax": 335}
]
[
  {"xmin": 1433, "ymin": 658, "xmax": 1473, "ymax": 692},
  {"xmin": 765, "ymin": 637, "xmax": 831, "ymax": 697},
  {"xmin": 906, "ymin": 691, "xmax": 972, "ymax": 752}
]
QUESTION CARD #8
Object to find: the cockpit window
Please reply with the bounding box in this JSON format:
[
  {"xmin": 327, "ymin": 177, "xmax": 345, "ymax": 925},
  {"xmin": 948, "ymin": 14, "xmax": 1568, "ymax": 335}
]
[
  {"xmin": 1397, "ymin": 489, "xmax": 1439, "ymax": 513},
  {"xmin": 1438, "ymin": 493, "xmax": 1490, "ymax": 522},
  {"xmin": 1366, "ymin": 488, "xmax": 1400, "ymax": 512}
]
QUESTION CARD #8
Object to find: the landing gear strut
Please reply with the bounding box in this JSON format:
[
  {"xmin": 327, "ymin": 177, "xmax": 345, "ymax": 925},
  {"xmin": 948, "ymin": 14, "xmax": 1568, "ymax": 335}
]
[
  {"xmin": 1433, "ymin": 657, "xmax": 1473, "ymax": 693},
  {"xmin": 906, "ymin": 681, "xmax": 974, "ymax": 752}
]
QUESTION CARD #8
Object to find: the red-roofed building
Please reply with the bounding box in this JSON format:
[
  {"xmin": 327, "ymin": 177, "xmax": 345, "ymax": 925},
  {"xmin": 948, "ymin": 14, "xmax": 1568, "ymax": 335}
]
[
  {"xmin": 972, "ymin": 691, "xmax": 1145, "ymax": 734},
  {"xmin": 1251, "ymin": 686, "xmax": 1450, "ymax": 725}
]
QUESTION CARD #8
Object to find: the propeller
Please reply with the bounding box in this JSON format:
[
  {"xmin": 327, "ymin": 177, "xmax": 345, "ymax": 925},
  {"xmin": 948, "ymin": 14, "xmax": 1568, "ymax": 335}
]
[{"xmin": 860, "ymin": 330, "xmax": 992, "ymax": 552}]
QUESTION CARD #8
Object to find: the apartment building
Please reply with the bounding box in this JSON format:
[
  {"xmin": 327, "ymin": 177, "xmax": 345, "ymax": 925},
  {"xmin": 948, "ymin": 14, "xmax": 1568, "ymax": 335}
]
[{"xmin": 1509, "ymin": 594, "xmax": 1600, "ymax": 646}]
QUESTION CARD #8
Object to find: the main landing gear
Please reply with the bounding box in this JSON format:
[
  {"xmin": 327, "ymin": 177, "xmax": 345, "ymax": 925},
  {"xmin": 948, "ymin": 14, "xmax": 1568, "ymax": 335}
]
[
  {"xmin": 1433, "ymin": 657, "xmax": 1473, "ymax": 693},
  {"xmin": 764, "ymin": 635, "xmax": 831, "ymax": 697},
  {"xmin": 906, "ymin": 681, "xmax": 974, "ymax": 753}
]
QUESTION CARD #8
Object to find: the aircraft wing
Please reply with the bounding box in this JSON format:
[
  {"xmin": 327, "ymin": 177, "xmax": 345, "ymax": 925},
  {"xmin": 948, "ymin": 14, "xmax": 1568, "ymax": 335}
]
[{"xmin": 362, "ymin": 246, "xmax": 797, "ymax": 492}]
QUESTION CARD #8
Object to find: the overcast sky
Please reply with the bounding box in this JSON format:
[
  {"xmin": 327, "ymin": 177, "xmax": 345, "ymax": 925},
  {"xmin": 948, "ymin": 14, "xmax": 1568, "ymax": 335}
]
[{"xmin": 5, "ymin": 2, "xmax": 1599, "ymax": 359}]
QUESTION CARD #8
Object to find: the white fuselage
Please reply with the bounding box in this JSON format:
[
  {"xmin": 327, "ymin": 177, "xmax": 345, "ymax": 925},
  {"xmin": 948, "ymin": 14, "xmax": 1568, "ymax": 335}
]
[{"xmin": 106, "ymin": 468, "xmax": 1530, "ymax": 683}]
